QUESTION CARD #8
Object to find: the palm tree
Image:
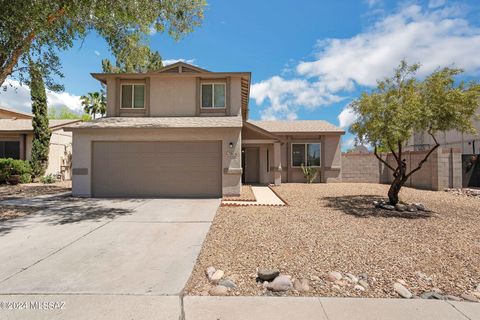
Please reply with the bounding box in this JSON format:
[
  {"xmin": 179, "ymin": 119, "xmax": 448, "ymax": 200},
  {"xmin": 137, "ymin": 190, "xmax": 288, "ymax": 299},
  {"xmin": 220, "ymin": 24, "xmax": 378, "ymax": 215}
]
[{"xmin": 80, "ymin": 91, "xmax": 106, "ymax": 119}]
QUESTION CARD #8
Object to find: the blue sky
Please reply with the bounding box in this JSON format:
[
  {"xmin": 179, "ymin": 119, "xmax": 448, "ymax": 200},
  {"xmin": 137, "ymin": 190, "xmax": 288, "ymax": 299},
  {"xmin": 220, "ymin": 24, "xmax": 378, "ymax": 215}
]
[{"xmin": 1, "ymin": 0, "xmax": 480, "ymax": 149}]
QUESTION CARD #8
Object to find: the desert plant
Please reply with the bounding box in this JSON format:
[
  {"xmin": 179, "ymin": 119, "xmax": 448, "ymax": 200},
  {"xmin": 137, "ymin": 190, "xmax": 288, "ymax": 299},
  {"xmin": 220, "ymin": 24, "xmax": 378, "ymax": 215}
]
[
  {"xmin": 40, "ymin": 174, "xmax": 56, "ymax": 184},
  {"xmin": 20, "ymin": 173, "xmax": 32, "ymax": 184},
  {"xmin": 301, "ymin": 164, "xmax": 319, "ymax": 183}
]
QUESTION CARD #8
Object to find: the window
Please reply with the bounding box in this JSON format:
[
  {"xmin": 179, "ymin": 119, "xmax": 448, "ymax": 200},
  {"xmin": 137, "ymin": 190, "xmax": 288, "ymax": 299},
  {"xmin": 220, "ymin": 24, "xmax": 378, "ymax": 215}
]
[
  {"xmin": 291, "ymin": 143, "xmax": 321, "ymax": 167},
  {"xmin": 201, "ymin": 83, "xmax": 226, "ymax": 108},
  {"xmin": 121, "ymin": 84, "xmax": 145, "ymax": 109},
  {"xmin": 0, "ymin": 141, "xmax": 20, "ymax": 159}
]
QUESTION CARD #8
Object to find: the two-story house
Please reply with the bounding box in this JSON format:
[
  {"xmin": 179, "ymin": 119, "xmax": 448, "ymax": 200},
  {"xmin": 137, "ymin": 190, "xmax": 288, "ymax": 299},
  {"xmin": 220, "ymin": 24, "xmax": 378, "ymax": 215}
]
[{"xmin": 67, "ymin": 62, "xmax": 344, "ymax": 197}]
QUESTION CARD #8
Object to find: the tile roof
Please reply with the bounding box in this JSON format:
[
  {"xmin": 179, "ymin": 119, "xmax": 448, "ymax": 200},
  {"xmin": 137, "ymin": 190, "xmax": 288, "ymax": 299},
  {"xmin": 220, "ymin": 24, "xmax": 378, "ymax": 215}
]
[
  {"xmin": 0, "ymin": 119, "xmax": 80, "ymax": 132},
  {"xmin": 247, "ymin": 120, "xmax": 344, "ymax": 134},
  {"xmin": 67, "ymin": 116, "xmax": 243, "ymax": 129}
]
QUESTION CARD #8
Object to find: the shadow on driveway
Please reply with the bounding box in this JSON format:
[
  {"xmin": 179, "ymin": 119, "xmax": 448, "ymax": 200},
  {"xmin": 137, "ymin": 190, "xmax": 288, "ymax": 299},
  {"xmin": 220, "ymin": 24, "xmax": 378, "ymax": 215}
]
[
  {"xmin": 323, "ymin": 194, "xmax": 433, "ymax": 219},
  {"xmin": 0, "ymin": 197, "xmax": 146, "ymax": 236}
]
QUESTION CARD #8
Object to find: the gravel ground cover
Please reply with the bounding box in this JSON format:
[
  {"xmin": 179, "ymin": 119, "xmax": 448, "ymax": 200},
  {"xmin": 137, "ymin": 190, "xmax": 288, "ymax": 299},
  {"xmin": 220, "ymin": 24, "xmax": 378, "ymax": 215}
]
[
  {"xmin": 222, "ymin": 185, "xmax": 256, "ymax": 201},
  {"xmin": 185, "ymin": 183, "xmax": 480, "ymax": 299},
  {"xmin": 0, "ymin": 181, "xmax": 71, "ymax": 201},
  {"xmin": 0, "ymin": 206, "xmax": 40, "ymax": 222}
]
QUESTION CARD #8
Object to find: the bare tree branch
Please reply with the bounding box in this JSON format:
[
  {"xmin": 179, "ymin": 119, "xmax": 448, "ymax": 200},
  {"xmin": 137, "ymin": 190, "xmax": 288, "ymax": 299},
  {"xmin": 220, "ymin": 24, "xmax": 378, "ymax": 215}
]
[
  {"xmin": 374, "ymin": 145, "xmax": 396, "ymax": 172},
  {"xmin": 405, "ymin": 131, "xmax": 440, "ymax": 180}
]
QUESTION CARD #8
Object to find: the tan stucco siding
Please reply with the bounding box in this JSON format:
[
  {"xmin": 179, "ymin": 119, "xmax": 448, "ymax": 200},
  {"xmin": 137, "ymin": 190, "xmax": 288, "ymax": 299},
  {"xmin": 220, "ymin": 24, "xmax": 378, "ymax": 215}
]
[
  {"xmin": 149, "ymin": 77, "xmax": 197, "ymax": 116},
  {"xmin": 45, "ymin": 129, "xmax": 73, "ymax": 179},
  {"xmin": 322, "ymin": 135, "xmax": 342, "ymax": 182},
  {"xmin": 71, "ymin": 128, "xmax": 242, "ymax": 197},
  {"xmin": 104, "ymin": 75, "xmax": 244, "ymax": 118}
]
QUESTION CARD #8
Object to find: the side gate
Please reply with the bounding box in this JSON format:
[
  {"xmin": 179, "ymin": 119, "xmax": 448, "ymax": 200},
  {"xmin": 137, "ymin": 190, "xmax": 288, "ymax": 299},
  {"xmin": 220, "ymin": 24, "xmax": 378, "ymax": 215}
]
[{"xmin": 462, "ymin": 154, "xmax": 480, "ymax": 188}]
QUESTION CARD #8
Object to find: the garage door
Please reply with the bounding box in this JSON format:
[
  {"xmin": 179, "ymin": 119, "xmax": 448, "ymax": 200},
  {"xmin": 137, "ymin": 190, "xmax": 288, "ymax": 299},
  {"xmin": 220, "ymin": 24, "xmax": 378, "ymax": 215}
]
[{"xmin": 92, "ymin": 141, "xmax": 222, "ymax": 197}]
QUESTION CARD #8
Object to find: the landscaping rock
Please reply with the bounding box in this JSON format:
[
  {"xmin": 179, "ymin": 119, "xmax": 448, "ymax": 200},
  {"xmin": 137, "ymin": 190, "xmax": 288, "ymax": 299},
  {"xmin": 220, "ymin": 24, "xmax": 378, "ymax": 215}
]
[
  {"xmin": 476, "ymin": 283, "xmax": 480, "ymax": 292},
  {"xmin": 406, "ymin": 204, "xmax": 418, "ymax": 212},
  {"xmin": 460, "ymin": 293, "xmax": 479, "ymax": 302},
  {"xmin": 219, "ymin": 278, "xmax": 236, "ymax": 289},
  {"xmin": 266, "ymin": 275, "xmax": 293, "ymax": 292},
  {"xmin": 311, "ymin": 275, "xmax": 321, "ymax": 281},
  {"xmin": 472, "ymin": 291, "xmax": 480, "ymax": 299},
  {"xmin": 420, "ymin": 291, "xmax": 444, "ymax": 300},
  {"xmin": 345, "ymin": 273, "xmax": 359, "ymax": 283},
  {"xmin": 373, "ymin": 200, "xmax": 380, "ymax": 207},
  {"xmin": 258, "ymin": 268, "xmax": 280, "ymax": 282},
  {"xmin": 326, "ymin": 271, "xmax": 342, "ymax": 282},
  {"xmin": 394, "ymin": 282, "xmax": 412, "ymax": 299},
  {"xmin": 380, "ymin": 204, "xmax": 395, "ymax": 210},
  {"xmin": 209, "ymin": 285, "xmax": 229, "ymax": 296},
  {"xmin": 335, "ymin": 279, "xmax": 349, "ymax": 287},
  {"xmin": 359, "ymin": 273, "xmax": 368, "ymax": 281},
  {"xmin": 444, "ymin": 295, "xmax": 463, "ymax": 301},
  {"xmin": 354, "ymin": 284, "xmax": 366, "ymax": 291},
  {"xmin": 358, "ymin": 279, "xmax": 369, "ymax": 290},
  {"xmin": 293, "ymin": 278, "xmax": 310, "ymax": 292},
  {"xmin": 431, "ymin": 287, "xmax": 442, "ymax": 294},
  {"xmin": 397, "ymin": 279, "xmax": 407, "ymax": 286},
  {"xmin": 332, "ymin": 284, "xmax": 341, "ymax": 290},
  {"xmin": 395, "ymin": 203, "xmax": 407, "ymax": 212},
  {"xmin": 210, "ymin": 270, "xmax": 224, "ymax": 284},
  {"xmin": 205, "ymin": 266, "xmax": 216, "ymax": 280},
  {"xmin": 414, "ymin": 203, "xmax": 426, "ymax": 211}
]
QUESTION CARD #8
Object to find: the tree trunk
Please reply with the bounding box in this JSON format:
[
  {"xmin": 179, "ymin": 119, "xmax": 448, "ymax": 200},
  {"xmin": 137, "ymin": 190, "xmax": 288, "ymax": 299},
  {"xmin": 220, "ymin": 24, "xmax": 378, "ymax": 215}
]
[{"xmin": 388, "ymin": 177, "xmax": 403, "ymax": 205}]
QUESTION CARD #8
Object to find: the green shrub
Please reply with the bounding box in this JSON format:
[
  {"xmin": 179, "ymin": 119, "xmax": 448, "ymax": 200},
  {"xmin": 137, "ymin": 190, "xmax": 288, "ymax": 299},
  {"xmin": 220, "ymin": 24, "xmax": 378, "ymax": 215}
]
[
  {"xmin": 40, "ymin": 174, "xmax": 56, "ymax": 184},
  {"xmin": 301, "ymin": 164, "xmax": 319, "ymax": 183},
  {"xmin": 0, "ymin": 158, "xmax": 32, "ymax": 184},
  {"xmin": 20, "ymin": 173, "xmax": 32, "ymax": 184}
]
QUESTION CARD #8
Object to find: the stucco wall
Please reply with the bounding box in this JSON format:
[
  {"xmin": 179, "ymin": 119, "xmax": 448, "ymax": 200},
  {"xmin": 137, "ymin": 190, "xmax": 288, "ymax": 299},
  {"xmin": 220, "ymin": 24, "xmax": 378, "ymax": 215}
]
[
  {"xmin": 341, "ymin": 148, "xmax": 462, "ymax": 190},
  {"xmin": 104, "ymin": 75, "xmax": 244, "ymax": 118},
  {"xmin": 71, "ymin": 127, "xmax": 242, "ymax": 197}
]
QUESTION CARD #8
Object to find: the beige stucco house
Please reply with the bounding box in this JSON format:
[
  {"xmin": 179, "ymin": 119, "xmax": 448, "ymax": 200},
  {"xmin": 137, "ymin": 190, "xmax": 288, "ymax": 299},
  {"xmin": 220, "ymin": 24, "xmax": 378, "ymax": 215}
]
[
  {"xmin": 67, "ymin": 62, "xmax": 344, "ymax": 197},
  {"xmin": 0, "ymin": 107, "xmax": 80, "ymax": 179}
]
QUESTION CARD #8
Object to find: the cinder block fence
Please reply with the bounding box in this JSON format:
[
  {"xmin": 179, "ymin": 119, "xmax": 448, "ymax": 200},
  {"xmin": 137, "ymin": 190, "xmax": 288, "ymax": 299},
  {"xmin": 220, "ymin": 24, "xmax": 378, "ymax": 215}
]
[{"xmin": 341, "ymin": 148, "xmax": 462, "ymax": 191}]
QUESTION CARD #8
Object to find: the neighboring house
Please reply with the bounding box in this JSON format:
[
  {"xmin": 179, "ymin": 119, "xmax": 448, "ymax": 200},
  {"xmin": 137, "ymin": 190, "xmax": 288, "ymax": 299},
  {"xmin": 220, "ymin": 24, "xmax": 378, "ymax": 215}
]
[
  {"xmin": 406, "ymin": 106, "xmax": 480, "ymax": 154},
  {"xmin": 66, "ymin": 62, "xmax": 344, "ymax": 197},
  {"xmin": 0, "ymin": 107, "xmax": 80, "ymax": 179}
]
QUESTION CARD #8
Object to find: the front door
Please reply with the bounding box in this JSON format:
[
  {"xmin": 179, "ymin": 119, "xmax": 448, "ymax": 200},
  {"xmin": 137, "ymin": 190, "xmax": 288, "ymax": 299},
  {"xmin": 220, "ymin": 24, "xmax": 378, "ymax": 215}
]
[{"xmin": 243, "ymin": 147, "xmax": 260, "ymax": 184}]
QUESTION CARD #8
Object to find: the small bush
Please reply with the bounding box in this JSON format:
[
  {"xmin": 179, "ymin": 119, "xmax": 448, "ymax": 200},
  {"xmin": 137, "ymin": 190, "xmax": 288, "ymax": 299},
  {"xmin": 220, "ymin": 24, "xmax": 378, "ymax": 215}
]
[
  {"xmin": 40, "ymin": 174, "xmax": 56, "ymax": 184},
  {"xmin": 301, "ymin": 164, "xmax": 319, "ymax": 183},
  {"xmin": 0, "ymin": 158, "xmax": 32, "ymax": 184},
  {"xmin": 20, "ymin": 173, "xmax": 32, "ymax": 184}
]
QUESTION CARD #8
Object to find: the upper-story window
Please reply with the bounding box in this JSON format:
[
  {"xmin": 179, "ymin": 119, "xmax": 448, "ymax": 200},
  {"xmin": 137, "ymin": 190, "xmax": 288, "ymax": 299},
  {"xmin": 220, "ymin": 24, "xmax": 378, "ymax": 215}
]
[
  {"xmin": 201, "ymin": 83, "xmax": 226, "ymax": 109},
  {"xmin": 121, "ymin": 84, "xmax": 145, "ymax": 109}
]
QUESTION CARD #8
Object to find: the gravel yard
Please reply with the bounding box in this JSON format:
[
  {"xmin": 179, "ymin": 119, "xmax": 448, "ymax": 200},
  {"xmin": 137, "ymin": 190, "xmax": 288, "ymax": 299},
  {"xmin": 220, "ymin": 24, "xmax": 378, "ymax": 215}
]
[
  {"xmin": 185, "ymin": 183, "xmax": 480, "ymax": 299},
  {"xmin": 0, "ymin": 181, "xmax": 71, "ymax": 201},
  {"xmin": 223, "ymin": 185, "xmax": 255, "ymax": 201}
]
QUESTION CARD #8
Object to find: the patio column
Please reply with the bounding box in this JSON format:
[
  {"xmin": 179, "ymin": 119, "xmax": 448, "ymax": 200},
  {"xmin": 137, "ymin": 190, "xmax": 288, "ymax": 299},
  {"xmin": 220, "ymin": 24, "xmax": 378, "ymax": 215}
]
[{"xmin": 273, "ymin": 142, "xmax": 282, "ymax": 185}]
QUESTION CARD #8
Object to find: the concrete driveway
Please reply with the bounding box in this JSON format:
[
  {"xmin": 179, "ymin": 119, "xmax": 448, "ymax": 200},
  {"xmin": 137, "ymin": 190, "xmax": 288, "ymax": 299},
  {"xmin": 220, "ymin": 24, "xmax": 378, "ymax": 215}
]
[{"xmin": 0, "ymin": 196, "xmax": 220, "ymax": 319}]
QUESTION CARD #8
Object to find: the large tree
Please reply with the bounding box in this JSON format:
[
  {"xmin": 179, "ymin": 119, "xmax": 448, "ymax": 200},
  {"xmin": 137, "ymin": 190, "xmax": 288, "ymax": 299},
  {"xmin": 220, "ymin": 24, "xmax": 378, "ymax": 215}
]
[
  {"xmin": 101, "ymin": 50, "xmax": 163, "ymax": 73},
  {"xmin": 0, "ymin": 0, "xmax": 205, "ymax": 89},
  {"xmin": 29, "ymin": 60, "xmax": 51, "ymax": 177},
  {"xmin": 351, "ymin": 61, "xmax": 480, "ymax": 205}
]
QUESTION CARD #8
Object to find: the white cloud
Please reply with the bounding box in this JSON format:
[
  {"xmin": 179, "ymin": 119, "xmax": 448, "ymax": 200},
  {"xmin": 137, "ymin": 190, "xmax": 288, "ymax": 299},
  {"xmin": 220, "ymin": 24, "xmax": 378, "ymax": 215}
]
[
  {"xmin": 338, "ymin": 105, "xmax": 357, "ymax": 128},
  {"xmin": 428, "ymin": 0, "xmax": 446, "ymax": 9},
  {"xmin": 365, "ymin": 0, "xmax": 382, "ymax": 8},
  {"xmin": 94, "ymin": 50, "xmax": 100, "ymax": 56},
  {"xmin": 0, "ymin": 79, "xmax": 82, "ymax": 114},
  {"xmin": 251, "ymin": 4, "xmax": 480, "ymax": 122},
  {"xmin": 163, "ymin": 58, "xmax": 196, "ymax": 66}
]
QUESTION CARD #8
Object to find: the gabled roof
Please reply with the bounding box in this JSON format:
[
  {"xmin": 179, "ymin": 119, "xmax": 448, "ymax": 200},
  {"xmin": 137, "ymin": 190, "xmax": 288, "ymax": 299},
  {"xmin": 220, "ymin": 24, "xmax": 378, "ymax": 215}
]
[
  {"xmin": 65, "ymin": 116, "xmax": 243, "ymax": 130},
  {"xmin": 0, "ymin": 119, "xmax": 81, "ymax": 132},
  {"xmin": 157, "ymin": 61, "xmax": 210, "ymax": 74},
  {"xmin": 90, "ymin": 62, "xmax": 252, "ymax": 121},
  {"xmin": 0, "ymin": 106, "xmax": 33, "ymax": 119},
  {"xmin": 248, "ymin": 120, "xmax": 345, "ymax": 134}
]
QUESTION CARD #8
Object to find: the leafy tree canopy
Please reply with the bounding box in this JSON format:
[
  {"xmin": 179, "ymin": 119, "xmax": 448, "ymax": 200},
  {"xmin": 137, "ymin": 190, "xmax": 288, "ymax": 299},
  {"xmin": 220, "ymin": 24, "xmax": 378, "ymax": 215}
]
[
  {"xmin": 350, "ymin": 61, "xmax": 480, "ymax": 204},
  {"xmin": 0, "ymin": 0, "xmax": 205, "ymax": 90},
  {"xmin": 102, "ymin": 50, "xmax": 163, "ymax": 73}
]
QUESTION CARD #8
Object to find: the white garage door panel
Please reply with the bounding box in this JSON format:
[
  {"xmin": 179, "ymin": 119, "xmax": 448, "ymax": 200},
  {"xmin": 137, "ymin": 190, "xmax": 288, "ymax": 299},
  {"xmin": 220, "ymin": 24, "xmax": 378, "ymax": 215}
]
[{"xmin": 92, "ymin": 141, "xmax": 222, "ymax": 197}]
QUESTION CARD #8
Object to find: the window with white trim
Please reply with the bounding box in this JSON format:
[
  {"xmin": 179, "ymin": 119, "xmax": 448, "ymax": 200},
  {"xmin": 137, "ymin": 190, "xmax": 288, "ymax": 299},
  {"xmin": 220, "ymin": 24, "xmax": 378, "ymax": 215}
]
[
  {"xmin": 121, "ymin": 84, "xmax": 145, "ymax": 109},
  {"xmin": 291, "ymin": 143, "xmax": 321, "ymax": 167},
  {"xmin": 201, "ymin": 83, "xmax": 226, "ymax": 108}
]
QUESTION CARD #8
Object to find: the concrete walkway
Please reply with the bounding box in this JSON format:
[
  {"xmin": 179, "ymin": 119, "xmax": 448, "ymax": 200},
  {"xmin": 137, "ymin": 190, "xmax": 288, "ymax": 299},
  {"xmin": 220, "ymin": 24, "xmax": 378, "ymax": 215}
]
[
  {"xmin": 183, "ymin": 296, "xmax": 480, "ymax": 320},
  {"xmin": 223, "ymin": 186, "xmax": 285, "ymax": 206},
  {"xmin": 0, "ymin": 197, "xmax": 220, "ymax": 320}
]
